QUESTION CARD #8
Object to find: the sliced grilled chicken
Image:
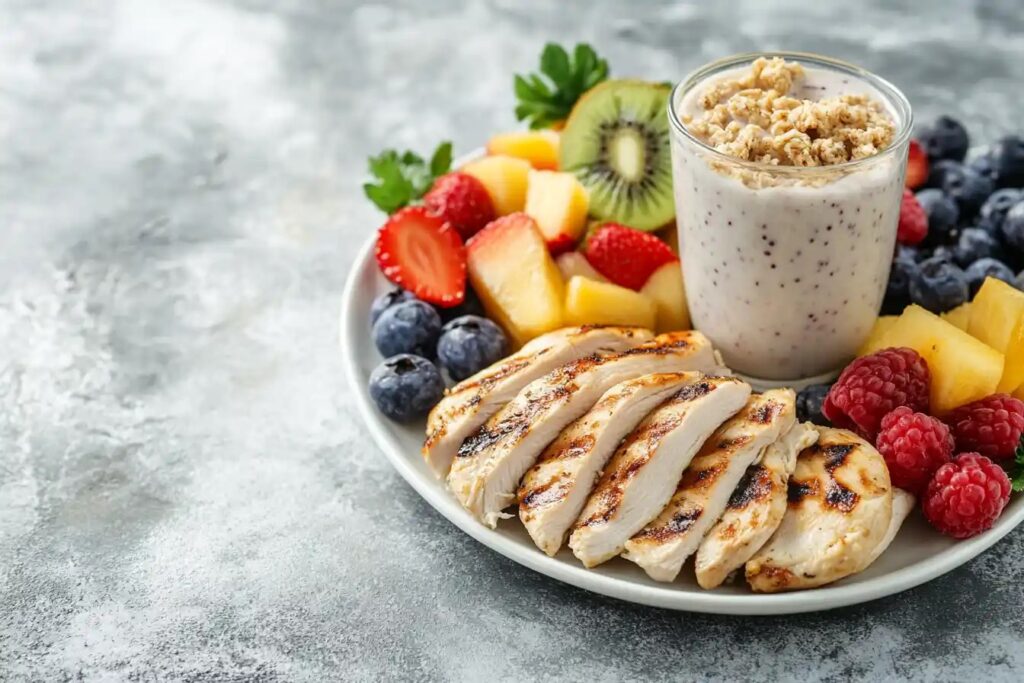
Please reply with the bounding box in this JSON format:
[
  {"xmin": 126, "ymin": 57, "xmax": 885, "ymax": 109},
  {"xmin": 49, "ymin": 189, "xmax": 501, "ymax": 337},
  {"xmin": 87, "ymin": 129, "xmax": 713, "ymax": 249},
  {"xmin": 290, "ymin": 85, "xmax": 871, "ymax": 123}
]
[
  {"xmin": 622, "ymin": 389, "xmax": 796, "ymax": 582},
  {"xmin": 745, "ymin": 427, "xmax": 893, "ymax": 592},
  {"xmin": 422, "ymin": 326, "xmax": 652, "ymax": 478},
  {"xmin": 568, "ymin": 375, "xmax": 751, "ymax": 568},
  {"xmin": 864, "ymin": 488, "xmax": 915, "ymax": 568},
  {"xmin": 448, "ymin": 332, "xmax": 723, "ymax": 528},
  {"xmin": 694, "ymin": 420, "xmax": 819, "ymax": 589},
  {"xmin": 518, "ymin": 373, "xmax": 697, "ymax": 556}
]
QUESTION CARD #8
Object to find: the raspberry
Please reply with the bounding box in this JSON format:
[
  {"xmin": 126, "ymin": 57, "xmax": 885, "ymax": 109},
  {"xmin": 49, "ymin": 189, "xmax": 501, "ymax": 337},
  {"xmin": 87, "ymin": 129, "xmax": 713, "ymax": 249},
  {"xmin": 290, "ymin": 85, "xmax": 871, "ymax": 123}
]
[
  {"xmin": 423, "ymin": 172, "xmax": 495, "ymax": 240},
  {"xmin": 922, "ymin": 453, "xmax": 1011, "ymax": 539},
  {"xmin": 945, "ymin": 394, "xmax": 1024, "ymax": 461},
  {"xmin": 897, "ymin": 189, "xmax": 928, "ymax": 245},
  {"xmin": 822, "ymin": 347, "xmax": 931, "ymax": 440},
  {"xmin": 875, "ymin": 407, "xmax": 953, "ymax": 493}
]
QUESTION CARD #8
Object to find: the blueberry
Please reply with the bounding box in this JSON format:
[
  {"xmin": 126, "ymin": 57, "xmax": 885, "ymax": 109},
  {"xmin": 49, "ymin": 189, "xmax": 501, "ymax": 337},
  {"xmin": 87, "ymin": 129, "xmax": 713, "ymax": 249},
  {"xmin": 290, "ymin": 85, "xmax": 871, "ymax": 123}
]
[
  {"xmin": 941, "ymin": 164, "xmax": 995, "ymax": 217},
  {"xmin": 372, "ymin": 300, "xmax": 442, "ymax": 358},
  {"xmin": 369, "ymin": 288, "xmax": 419, "ymax": 326},
  {"xmin": 437, "ymin": 285, "xmax": 486, "ymax": 323},
  {"xmin": 1002, "ymin": 201, "xmax": 1024, "ymax": 253},
  {"xmin": 909, "ymin": 256, "xmax": 969, "ymax": 313},
  {"xmin": 980, "ymin": 189, "xmax": 1024, "ymax": 233},
  {"xmin": 368, "ymin": 354, "xmax": 445, "ymax": 422},
  {"xmin": 964, "ymin": 258, "xmax": 1015, "ymax": 297},
  {"xmin": 969, "ymin": 152, "xmax": 999, "ymax": 185},
  {"xmin": 896, "ymin": 244, "xmax": 923, "ymax": 263},
  {"xmin": 928, "ymin": 245, "xmax": 956, "ymax": 263},
  {"xmin": 991, "ymin": 135, "xmax": 1024, "ymax": 188},
  {"xmin": 1017, "ymin": 270, "xmax": 1024, "ymax": 291},
  {"xmin": 918, "ymin": 115, "xmax": 969, "ymax": 163},
  {"xmin": 925, "ymin": 159, "xmax": 962, "ymax": 190},
  {"xmin": 916, "ymin": 189, "xmax": 959, "ymax": 245},
  {"xmin": 882, "ymin": 257, "xmax": 917, "ymax": 315},
  {"xmin": 952, "ymin": 228, "xmax": 999, "ymax": 267},
  {"xmin": 796, "ymin": 384, "xmax": 831, "ymax": 426},
  {"xmin": 437, "ymin": 315, "xmax": 508, "ymax": 381}
]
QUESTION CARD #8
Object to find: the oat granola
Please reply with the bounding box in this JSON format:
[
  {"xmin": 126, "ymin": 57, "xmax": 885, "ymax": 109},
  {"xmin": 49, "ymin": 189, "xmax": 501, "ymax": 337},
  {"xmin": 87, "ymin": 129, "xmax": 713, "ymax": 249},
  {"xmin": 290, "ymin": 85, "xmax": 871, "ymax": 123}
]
[{"xmin": 683, "ymin": 57, "xmax": 896, "ymax": 167}]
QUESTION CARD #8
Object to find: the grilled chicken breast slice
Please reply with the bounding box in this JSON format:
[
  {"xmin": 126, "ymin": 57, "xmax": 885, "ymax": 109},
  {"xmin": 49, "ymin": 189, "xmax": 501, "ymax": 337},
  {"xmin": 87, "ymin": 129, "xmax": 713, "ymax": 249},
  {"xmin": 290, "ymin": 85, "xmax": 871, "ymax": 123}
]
[
  {"xmin": 568, "ymin": 375, "xmax": 751, "ymax": 568},
  {"xmin": 864, "ymin": 488, "xmax": 915, "ymax": 568},
  {"xmin": 745, "ymin": 427, "xmax": 893, "ymax": 593},
  {"xmin": 423, "ymin": 326, "xmax": 652, "ymax": 478},
  {"xmin": 448, "ymin": 332, "xmax": 723, "ymax": 528},
  {"xmin": 694, "ymin": 420, "xmax": 819, "ymax": 589},
  {"xmin": 622, "ymin": 389, "xmax": 797, "ymax": 582},
  {"xmin": 518, "ymin": 373, "xmax": 698, "ymax": 556}
]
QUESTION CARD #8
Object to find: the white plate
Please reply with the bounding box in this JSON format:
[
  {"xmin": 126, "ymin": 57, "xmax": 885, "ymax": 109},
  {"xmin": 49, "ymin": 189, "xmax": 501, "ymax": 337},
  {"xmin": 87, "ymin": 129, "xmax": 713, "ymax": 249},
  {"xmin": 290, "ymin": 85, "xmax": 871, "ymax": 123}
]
[{"xmin": 340, "ymin": 214, "xmax": 1024, "ymax": 617}]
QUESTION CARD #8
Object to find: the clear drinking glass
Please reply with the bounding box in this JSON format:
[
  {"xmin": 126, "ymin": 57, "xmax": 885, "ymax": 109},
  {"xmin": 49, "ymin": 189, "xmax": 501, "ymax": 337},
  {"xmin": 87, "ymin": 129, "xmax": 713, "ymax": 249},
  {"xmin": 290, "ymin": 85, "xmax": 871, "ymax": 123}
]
[{"xmin": 668, "ymin": 52, "xmax": 913, "ymax": 384}]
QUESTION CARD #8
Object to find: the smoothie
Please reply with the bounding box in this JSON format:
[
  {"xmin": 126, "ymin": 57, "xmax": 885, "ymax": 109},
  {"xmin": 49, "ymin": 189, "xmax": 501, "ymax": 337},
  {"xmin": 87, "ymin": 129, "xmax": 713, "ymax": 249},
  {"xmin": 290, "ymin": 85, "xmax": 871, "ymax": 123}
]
[{"xmin": 669, "ymin": 54, "xmax": 912, "ymax": 382}]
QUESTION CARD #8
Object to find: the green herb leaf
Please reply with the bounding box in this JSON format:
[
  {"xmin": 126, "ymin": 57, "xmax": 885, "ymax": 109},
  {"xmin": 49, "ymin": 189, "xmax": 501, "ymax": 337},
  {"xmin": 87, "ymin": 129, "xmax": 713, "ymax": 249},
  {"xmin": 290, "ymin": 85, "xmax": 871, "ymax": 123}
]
[
  {"xmin": 1010, "ymin": 437, "xmax": 1024, "ymax": 493},
  {"xmin": 363, "ymin": 141, "xmax": 453, "ymax": 213},
  {"xmin": 513, "ymin": 42, "xmax": 610, "ymax": 130}
]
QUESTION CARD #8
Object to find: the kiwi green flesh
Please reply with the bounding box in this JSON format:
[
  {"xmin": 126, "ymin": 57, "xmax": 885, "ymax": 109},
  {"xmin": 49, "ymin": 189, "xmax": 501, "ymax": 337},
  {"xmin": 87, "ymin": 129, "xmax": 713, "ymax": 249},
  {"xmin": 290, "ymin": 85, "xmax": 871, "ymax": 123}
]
[{"xmin": 559, "ymin": 80, "xmax": 675, "ymax": 232}]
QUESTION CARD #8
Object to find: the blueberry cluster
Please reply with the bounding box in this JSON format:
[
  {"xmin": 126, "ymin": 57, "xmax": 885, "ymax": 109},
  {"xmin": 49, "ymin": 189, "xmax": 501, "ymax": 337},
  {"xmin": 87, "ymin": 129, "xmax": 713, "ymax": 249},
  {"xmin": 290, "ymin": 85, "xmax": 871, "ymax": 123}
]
[
  {"xmin": 886, "ymin": 118, "xmax": 1024, "ymax": 314},
  {"xmin": 367, "ymin": 287, "xmax": 506, "ymax": 421}
]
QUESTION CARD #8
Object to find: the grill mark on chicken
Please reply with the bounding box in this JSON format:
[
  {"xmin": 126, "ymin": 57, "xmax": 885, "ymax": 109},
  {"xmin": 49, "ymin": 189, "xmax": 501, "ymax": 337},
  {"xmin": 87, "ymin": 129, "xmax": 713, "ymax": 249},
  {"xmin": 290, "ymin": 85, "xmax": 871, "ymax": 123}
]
[
  {"xmin": 728, "ymin": 465, "xmax": 773, "ymax": 509},
  {"xmin": 674, "ymin": 380, "xmax": 713, "ymax": 402},
  {"xmin": 519, "ymin": 473, "xmax": 571, "ymax": 510},
  {"xmin": 824, "ymin": 479, "xmax": 859, "ymax": 512},
  {"xmin": 678, "ymin": 463, "xmax": 726, "ymax": 492},
  {"xmin": 822, "ymin": 444, "xmax": 855, "ymax": 471},
  {"xmin": 534, "ymin": 434, "xmax": 596, "ymax": 465},
  {"xmin": 751, "ymin": 400, "xmax": 783, "ymax": 424},
  {"xmin": 456, "ymin": 383, "xmax": 574, "ymax": 459},
  {"xmin": 787, "ymin": 478, "xmax": 818, "ymax": 503},
  {"xmin": 633, "ymin": 508, "xmax": 702, "ymax": 541}
]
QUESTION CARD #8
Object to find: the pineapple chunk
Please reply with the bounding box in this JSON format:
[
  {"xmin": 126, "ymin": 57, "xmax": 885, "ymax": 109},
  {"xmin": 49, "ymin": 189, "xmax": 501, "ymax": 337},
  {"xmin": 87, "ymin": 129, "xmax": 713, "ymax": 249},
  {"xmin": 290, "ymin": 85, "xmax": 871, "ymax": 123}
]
[
  {"xmin": 466, "ymin": 213, "xmax": 563, "ymax": 346},
  {"xmin": 968, "ymin": 278, "xmax": 1024, "ymax": 393},
  {"xmin": 564, "ymin": 276, "xmax": 656, "ymax": 329},
  {"xmin": 524, "ymin": 170, "xmax": 589, "ymax": 254},
  {"xmin": 486, "ymin": 130, "xmax": 559, "ymax": 170},
  {"xmin": 857, "ymin": 316, "xmax": 899, "ymax": 356},
  {"xmin": 555, "ymin": 251, "xmax": 607, "ymax": 283},
  {"xmin": 461, "ymin": 155, "xmax": 532, "ymax": 216},
  {"xmin": 884, "ymin": 305, "xmax": 1004, "ymax": 414},
  {"xmin": 941, "ymin": 303, "xmax": 972, "ymax": 331},
  {"xmin": 1014, "ymin": 382, "xmax": 1024, "ymax": 401},
  {"xmin": 639, "ymin": 261, "xmax": 690, "ymax": 332}
]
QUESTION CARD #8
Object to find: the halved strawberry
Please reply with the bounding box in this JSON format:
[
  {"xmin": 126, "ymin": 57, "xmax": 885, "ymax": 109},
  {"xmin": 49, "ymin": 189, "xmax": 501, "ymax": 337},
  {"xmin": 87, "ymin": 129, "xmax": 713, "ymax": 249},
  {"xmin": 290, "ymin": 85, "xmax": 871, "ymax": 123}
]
[
  {"xmin": 584, "ymin": 223, "xmax": 678, "ymax": 291},
  {"xmin": 906, "ymin": 139, "xmax": 929, "ymax": 190},
  {"xmin": 375, "ymin": 206, "xmax": 466, "ymax": 307}
]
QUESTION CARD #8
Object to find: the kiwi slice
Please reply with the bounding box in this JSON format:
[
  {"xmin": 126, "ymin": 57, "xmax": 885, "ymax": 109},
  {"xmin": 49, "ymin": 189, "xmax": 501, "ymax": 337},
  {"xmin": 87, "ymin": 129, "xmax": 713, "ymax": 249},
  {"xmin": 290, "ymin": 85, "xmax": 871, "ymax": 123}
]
[{"xmin": 559, "ymin": 80, "xmax": 674, "ymax": 232}]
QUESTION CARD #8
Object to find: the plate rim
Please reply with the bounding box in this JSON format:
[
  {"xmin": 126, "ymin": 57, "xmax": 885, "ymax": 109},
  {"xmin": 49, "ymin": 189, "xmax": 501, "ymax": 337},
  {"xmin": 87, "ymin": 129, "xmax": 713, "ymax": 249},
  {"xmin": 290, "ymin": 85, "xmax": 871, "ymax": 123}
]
[{"xmin": 340, "ymin": 194, "xmax": 1024, "ymax": 618}]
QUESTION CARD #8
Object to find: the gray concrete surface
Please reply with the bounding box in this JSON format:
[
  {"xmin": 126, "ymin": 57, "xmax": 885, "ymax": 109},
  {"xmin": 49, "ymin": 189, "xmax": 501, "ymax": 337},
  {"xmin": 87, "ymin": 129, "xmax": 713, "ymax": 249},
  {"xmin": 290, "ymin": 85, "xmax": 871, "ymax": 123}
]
[{"xmin": 2, "ymin": 0, "xmax": 1023, "ymax": 680}]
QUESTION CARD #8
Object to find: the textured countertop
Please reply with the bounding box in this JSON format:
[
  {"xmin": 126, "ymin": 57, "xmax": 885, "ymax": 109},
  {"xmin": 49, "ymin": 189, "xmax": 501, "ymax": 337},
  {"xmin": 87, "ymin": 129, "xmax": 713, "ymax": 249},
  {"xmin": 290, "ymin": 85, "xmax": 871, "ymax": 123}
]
[{"xmin": 2, "ymin": 1, "xmax": 1023, "ymax": 680}]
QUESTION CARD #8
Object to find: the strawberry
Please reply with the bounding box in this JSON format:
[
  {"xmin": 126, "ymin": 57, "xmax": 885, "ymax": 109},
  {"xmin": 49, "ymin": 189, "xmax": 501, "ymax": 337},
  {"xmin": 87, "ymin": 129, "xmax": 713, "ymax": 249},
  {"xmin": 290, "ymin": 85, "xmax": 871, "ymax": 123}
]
[
  {"xmin": 423, "ymin": 172, "xmax": 495, "ymax": 240},
  {"xmin": 584, "ymin": 223, "xmax": 678, "ymax": 291},
  {"xmin": 375, "ymin": 206, "xmax": 467, "ymax": 307},
  {"xmin": 905, "ymin": 139, "xmax": 929, "ymax": 190},
  {"xmin": 897, "ymin": 189, "xmax": 928, "ymax": 245}
]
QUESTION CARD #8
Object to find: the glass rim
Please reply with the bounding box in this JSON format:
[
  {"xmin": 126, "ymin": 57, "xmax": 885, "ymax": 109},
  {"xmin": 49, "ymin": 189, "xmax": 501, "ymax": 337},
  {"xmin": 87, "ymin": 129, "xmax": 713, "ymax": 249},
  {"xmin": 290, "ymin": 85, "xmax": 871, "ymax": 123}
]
[{"xmin": 668, "ymin": 51, "xmax": 914, "ymax": 175}]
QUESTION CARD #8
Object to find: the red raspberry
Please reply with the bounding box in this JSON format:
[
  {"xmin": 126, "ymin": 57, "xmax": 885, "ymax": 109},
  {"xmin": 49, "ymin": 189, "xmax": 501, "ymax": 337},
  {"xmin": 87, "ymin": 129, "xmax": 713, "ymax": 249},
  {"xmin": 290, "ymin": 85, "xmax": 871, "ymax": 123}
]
[
  {"xmin": 423, "ymin": 172, "xmax": 495, "ymax": 240},
  {"xmin": 922, "ymin": 453, "xmax": 1011, "ymax": 539},
  {"xmin": 897, "ymin": 189, "xmax": 928, "ymax": 245},
  {"xmin": 822, "ymin": 347, "xmax": 930, "ymax": 441},
  {"xmin": 945, "ymin": 394, "xmax": 1024, "ymax": 461},
  {"xmin": 875, "ymin": 407, "xmax": 953, "ymax": 493}
]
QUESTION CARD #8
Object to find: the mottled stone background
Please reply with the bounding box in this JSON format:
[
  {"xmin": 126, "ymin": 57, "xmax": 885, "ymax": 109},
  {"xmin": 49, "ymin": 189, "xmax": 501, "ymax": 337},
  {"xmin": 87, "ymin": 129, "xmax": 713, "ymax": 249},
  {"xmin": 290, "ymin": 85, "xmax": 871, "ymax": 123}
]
[{"xmin": 2, "ymin": 1, "xmax": 1023, "ymax": 680}]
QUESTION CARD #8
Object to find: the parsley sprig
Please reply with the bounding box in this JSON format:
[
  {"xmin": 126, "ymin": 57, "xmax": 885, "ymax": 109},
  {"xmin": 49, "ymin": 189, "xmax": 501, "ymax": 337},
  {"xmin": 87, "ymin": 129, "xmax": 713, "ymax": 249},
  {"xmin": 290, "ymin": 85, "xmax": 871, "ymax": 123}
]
[
  {"xmin": 514, "ymin": 43, "xmax": 610, "ymax": 129},
  {"xmin": 363, "ymin": 142, "xmax": 453, "ymax": 214},
  {"xmin": 1009, "ymin": 437, "xmax": 1024, "ymax": 493}
]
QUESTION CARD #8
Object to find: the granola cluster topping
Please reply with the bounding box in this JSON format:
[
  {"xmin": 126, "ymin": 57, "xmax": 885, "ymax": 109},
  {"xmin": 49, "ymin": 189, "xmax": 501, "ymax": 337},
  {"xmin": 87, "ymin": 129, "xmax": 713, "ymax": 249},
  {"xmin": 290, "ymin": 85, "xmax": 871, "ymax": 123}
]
[{"xmin": 684, "ymin": 57, "xmax": 896, "ymax": 167}]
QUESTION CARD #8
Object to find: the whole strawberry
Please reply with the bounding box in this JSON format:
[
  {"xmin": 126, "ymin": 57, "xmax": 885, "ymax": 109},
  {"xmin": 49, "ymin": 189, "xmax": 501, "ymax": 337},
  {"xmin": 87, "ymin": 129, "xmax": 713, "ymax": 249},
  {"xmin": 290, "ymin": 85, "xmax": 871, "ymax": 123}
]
[
  {"xmin": 945, "ymin": 394, "xmax": 1024, "ymax": 461},
  {"xmin": 423, "ymin": 172, "xmax": 495, "ymax": 240},
  {"xmin": 897, "ymin": 189, "xmax": 928, "ymax": 245},
  {"xmin": 822, "ymin": 347, "xmax": 931, "ymax": 440},
  {"xmin": 584, "ymin": 223, "xmax": 677, "ymax": 290},
  {"xmin": 923, "ymin": 452, "xmax": 1011, "ymax": 539},
  {"xmin": 875, "ymin": 406, "xmax": 953, "ymax": 493}
]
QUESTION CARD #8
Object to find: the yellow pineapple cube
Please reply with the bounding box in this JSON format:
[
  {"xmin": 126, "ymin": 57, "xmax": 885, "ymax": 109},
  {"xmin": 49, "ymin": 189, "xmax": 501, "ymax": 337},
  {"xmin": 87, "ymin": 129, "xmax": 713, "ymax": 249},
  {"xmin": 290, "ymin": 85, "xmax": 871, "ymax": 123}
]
[
  {"xmin": 524, "ymin": 170, "xmax": 589, "ymax": 254},
  {"xmin": 564, "ymin": 276, "xmax": 656, "ymax": 330},
  {"xmin": 941, "ymin": 302, "xmax": 972, "ymax": 331},
  {"xmin": 461, "ymin": 155, "xmax": 532, "ymax": 216},
  {"xmin": 884, "ymin": 305, "xmax": 1004, "ymax": 414},
  {"xmin": 466, "ymin": 213, "xmax": 563, "ymax": 346},
  {"xmin": 968, "ymin": 278, "xmax": 1024, "ymax": 393},
  {"xmin": 857, "ymin": 316, "xmax": 899, "ymax": 356},
  {"xmin": 639, "ymin": 261, "xmax": 690, "ymax": 332},
  {"xmin": 486, "ymin": 130, "xmax": 560, "ymax": 170}
]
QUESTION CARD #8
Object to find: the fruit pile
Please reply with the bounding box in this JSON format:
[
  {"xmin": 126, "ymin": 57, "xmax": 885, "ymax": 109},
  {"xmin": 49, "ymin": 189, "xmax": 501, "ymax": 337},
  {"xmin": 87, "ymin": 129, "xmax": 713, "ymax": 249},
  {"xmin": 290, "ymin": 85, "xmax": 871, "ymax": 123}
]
[
  {"xmin": 887, "ymin": 116, "xmax": 1024, "ymax": 315},
  {"xmin": 363, "ymin": 44, "xmax": 688, "ymax": 420}
]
